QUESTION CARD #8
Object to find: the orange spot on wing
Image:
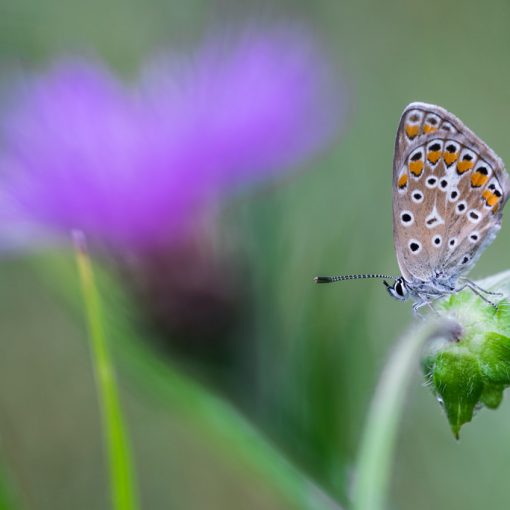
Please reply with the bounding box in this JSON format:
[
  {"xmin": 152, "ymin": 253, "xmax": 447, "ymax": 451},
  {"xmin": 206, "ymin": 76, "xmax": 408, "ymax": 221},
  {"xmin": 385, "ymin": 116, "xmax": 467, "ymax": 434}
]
[
  {"xmin": 409, "ymin": 160, "xmax": 424, "ymax": 176},
  {"xmin": 398, "ymin": 173, "xmax": 408, "ymax": 189},
  {"xmin": 443, "ymin": 152, "xmax": 458, "ymax": 166},
  {"xmin": 482, "ymin": 190, "xmax": 501, "ymax": 208},
  {"xmin": 482, "ymin": 189, "xmax": 492, "ymax": 200},
  {"xmin": 427, "ymin": 150, "xmax": 441, "ymax": 164},
  {"xmin": 487, "ymin": 194, "xmax": 501, "ymax": 207},
  {"xmin": 423, "ymin": 124, "xmax": 437, "ymax": 134},
  {"xmin": 405, "ymin": 124, "xmax": 420, "ymax": 139},
  {"xmin": 456, "ymin": 160, "xmax": 474, "ymax": 174},
  {"xmin": 471, "ymin": 172, "xmax": 489, "ymax": 188}
]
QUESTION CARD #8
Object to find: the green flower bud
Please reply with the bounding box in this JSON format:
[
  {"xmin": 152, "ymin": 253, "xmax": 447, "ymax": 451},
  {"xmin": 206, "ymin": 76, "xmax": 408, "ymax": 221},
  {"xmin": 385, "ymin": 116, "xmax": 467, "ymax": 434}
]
[
  {"xmin": 480, "ymin": 383, "xmax": 504, "ymax": 409},
  {"xmin": 421, "ymin": 270, "xmax": 510, "ymax": 438},
  {"xmin": 478, "ymin": 333, "xmax": 510, "ymax": 384},
  {"xmin": 432, "ymin": 350, "xmax": 483, "ymax": 439}
]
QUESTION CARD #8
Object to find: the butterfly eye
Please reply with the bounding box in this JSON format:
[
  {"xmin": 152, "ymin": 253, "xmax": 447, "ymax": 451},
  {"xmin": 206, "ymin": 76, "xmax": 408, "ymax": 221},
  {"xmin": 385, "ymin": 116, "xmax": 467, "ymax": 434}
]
[
  {"xmin": 394, "ymin": 279, "xmax": 409, "ymax": 298},
  {"xmin": 386, "ymin": 278, "xmax": 408, "ymax": 301},
  {"xmin": 469, "ymin": 232, "xmax": 480, "ymax": 243},
  {"xmin": 432, "ymin": 235, "xmax": 442, "ymax": 247},
  {"xmin": 448, "ymin": 238, "xmax": 458, "ymax": 249}
]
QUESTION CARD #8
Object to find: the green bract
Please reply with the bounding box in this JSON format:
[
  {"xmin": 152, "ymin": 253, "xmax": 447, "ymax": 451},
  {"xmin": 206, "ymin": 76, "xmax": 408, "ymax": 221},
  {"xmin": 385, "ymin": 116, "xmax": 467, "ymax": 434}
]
[{"xmin": 421, "ymin": 271, "xmax": 510, "ymax": 438}]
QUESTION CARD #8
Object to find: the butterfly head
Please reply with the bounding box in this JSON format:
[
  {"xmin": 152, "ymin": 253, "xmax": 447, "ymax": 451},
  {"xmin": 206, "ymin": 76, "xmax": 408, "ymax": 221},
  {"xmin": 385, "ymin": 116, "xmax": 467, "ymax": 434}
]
[{"xmin": 384, "ymin": 277, "xmax": 410, "ymax": 301}]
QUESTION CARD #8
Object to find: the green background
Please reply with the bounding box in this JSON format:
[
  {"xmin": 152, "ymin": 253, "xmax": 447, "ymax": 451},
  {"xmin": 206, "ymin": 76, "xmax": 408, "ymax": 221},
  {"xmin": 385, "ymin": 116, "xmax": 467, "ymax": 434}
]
[{"xmin": 1, "ymin": 0, "xmax": 510, "ymax": 508}]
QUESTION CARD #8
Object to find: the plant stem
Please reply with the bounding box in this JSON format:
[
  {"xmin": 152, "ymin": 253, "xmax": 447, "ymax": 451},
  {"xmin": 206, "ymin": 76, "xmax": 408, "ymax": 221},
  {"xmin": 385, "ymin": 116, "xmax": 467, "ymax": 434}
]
[
  {"xmin": 73, "ymin": 231, "xmax": 138, "ymax": 510},
  {"xmin": 351, "ymin": 319, "xmax": 459, "ymax": 510},
  {"xmin": 0, "ymin": 455, "xmax": 18, "ymax": 510}
]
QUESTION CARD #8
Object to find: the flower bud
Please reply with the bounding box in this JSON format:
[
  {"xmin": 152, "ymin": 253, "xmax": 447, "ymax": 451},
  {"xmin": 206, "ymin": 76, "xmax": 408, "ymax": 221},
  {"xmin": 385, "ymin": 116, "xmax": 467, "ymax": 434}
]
[
  {"xmin": 431, "ymin": 350, "xmax": 483, "ymax": 439},
  {"xmin": 480, "ymin": 383, "xmax": 504, "ymax": 409},
  {"xmin": 421, "ymin": 271, "xmax": 510, "ymax": 438},
  {"xmin": 478, "ymin": 333, "xmax": 510, "ymax": 384}
]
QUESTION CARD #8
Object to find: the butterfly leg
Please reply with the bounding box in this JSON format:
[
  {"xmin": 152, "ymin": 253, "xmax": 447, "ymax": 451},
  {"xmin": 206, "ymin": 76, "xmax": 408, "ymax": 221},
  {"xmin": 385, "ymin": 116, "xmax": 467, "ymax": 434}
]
[
  {"xmin": 412, "ymin": 301, "xmax": 427, "ymax": 319},
  {"xmin": 460, "ymin": 278, "xmax": 503, "ymax": 297},
  {"xmin": 412, "ymin": 296, "xmax": 440, "ymax": 317},
  {"xmin": 460, "ymin": 281, "xmax": 500, "ymax": 310}
]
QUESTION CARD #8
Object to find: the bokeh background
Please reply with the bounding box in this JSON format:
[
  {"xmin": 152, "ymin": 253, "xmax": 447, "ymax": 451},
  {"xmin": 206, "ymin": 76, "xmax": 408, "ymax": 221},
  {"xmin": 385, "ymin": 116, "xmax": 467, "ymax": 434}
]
[{"xmin": 1, "ymin": 0, "xmax": 510, "ymax": 509}]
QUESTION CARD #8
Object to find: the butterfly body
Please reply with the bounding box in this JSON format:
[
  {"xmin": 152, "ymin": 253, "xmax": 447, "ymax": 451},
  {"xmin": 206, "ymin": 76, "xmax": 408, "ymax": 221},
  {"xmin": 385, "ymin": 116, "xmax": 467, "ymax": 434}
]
[{"xmin": 316, "ymin": 102, "xmax": 510, "ymax": 312}]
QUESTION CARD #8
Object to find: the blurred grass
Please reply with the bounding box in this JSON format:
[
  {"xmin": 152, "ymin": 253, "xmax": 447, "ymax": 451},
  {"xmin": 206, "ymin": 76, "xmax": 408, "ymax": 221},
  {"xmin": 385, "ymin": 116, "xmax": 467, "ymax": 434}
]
[
  {"xmin": 0, "ymin": 461, "xmax": 18, "ymax": 510},
  {"xmin": 73, "ymin": 236, "xmax": 138, "ymax": 510},
  {"xmin": 2, "ymin": 0, "xmax": 510, "ymax": 509},
  {"xmin": 34, "ymin": 248, "xmax": 344, "ymax": 509}
]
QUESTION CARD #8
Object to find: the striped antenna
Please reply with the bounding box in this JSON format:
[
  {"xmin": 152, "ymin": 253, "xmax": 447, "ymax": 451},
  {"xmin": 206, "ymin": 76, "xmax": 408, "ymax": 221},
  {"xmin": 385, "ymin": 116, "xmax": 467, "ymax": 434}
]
[{"xmin": 314, "ymin": 274, "xmax": 398, "ymax": 284}]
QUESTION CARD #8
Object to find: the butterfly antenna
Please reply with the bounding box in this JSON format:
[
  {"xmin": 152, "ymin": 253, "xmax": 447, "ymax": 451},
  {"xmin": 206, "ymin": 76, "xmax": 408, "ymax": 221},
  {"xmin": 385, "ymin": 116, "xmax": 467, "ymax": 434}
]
[{"xmin": 314, "ymin": 274, "xmax": 398, "ymax": 284}]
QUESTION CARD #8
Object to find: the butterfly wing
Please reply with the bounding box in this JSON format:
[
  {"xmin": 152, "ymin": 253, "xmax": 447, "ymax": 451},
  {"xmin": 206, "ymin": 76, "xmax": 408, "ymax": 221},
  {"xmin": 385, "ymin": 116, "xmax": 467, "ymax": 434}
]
[{"xmin": 392, "ymin": 102, "xmax": 510, "ymax": 284}]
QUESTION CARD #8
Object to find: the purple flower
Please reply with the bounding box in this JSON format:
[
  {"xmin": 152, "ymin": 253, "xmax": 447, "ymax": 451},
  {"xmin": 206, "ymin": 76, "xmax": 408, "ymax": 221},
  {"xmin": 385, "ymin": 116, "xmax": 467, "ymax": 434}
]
[{"xmin": 0, "ymin": 27, "xmax": 343, "ymax": 250}]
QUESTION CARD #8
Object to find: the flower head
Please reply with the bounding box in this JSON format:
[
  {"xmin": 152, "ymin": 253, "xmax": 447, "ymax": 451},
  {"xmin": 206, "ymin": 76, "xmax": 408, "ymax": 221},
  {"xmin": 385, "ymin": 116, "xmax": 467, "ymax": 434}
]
[
  {"xmin": 422, "ymin": 270, "xmax": 510, "ymax": 438},
  {"xmin": 0, "ymin": 27, "xmax": 342, "ymax": 250}
]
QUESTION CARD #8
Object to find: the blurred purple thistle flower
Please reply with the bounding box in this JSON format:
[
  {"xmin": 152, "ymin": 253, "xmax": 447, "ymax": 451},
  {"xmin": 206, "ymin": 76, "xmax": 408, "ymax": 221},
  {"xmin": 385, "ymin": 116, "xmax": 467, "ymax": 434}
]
[{"xmin": 0, "ymin": 27, "xmax": 344, "ymax": 251}]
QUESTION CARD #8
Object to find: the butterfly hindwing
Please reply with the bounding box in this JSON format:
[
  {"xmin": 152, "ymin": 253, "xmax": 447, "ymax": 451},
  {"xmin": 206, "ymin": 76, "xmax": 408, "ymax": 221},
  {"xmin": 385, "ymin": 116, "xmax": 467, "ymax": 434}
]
[{"xmin": 394, "ymin": 102, "xmax": 461, "ymax": 175}]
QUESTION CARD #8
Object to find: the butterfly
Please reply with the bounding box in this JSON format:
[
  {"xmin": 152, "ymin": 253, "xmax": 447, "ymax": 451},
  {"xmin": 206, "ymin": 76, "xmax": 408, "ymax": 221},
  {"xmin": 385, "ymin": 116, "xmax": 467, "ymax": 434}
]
[{"xmin": 315, "ymin": 102, "xmax": 510, "ymax": 312}]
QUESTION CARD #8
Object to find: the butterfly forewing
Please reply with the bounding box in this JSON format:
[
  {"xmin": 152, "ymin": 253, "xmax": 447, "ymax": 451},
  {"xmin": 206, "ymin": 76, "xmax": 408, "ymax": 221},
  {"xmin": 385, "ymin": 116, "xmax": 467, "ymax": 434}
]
[{"xmin": 393, "ymin": 102, "xmax": 510, "ymax": 286}]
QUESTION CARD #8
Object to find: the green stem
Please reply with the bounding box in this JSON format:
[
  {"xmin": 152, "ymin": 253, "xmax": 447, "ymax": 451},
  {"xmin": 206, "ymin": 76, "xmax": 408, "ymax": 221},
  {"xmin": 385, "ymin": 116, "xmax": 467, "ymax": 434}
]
[
  {"xmin": 73, "ymin": 232, "xmax": 138, "ymax": 510},
  {"xmin": 351, "ymin": 319, "xmax": 458, "ymax": 510},
  {"xmin": 0, "ymin": 455, "xmax": 18, "ymax": 510}
]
